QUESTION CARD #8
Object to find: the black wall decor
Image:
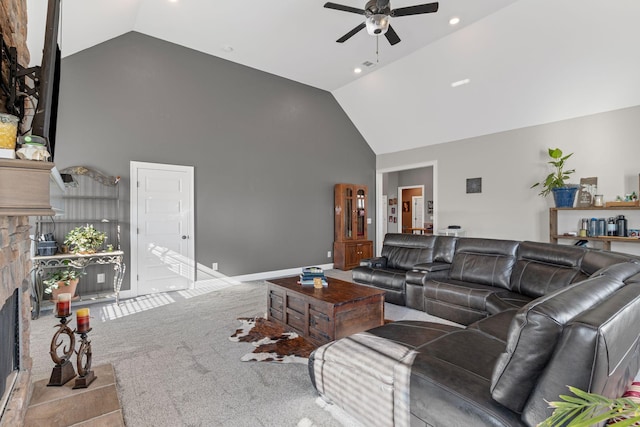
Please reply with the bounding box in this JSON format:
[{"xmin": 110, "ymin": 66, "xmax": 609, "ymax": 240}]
[{"xmin": 466, "ymin": 177, "xmax": 482, "ymax": 194}]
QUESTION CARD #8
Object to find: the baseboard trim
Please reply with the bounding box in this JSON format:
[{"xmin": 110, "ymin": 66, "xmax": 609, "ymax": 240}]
[{"xmin": 196, "ymin": 262, "xmax": 335, "ymax": 285}]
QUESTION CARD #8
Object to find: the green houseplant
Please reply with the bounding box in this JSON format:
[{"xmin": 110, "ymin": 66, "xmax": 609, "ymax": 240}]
[
  {"xmin": 540, "ymin": 386, "xmax": 640, "ymax": 427},
  {"xmin": 43, "ymin": 268, "xmax": 83, "ymax": 299},
  {"xmin": 64, "ymin": 224, "xmax": 107, "ymax": 254},
  {"xmin": 531, "ymin": 147, "xmax": 578, "ymax": 207}
]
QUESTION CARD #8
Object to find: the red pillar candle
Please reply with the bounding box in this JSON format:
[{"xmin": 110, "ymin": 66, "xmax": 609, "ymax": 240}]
[
  {"xmin": 56, "ymin": 293, "xmax": 71, "ymax": 317},
  {"xmin": 76, "ymin": 308, "xmax": 90, "ymax": 332}
]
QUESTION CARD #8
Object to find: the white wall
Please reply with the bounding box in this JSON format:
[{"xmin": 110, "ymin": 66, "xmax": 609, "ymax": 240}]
[
  {"xmin": 377, "ymin": 105, "xmax": 640, "ymax": 255},
  {"xmin": 334, "ymin": 0, "xmax": 640, "ymax": 155}
]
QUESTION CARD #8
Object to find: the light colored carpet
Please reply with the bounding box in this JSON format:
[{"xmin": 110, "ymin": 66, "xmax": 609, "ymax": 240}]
[
  {"xmin": 29, "ymin": 270, "xmax": 459, "ymax": 426},
  {"xmin": 30, "ymin": 279, "xmax": 344, "ymax": 426}
]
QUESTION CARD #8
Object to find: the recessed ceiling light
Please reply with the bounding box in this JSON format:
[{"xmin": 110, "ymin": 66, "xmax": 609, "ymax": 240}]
[
  {"xmin": 169, "ymin": 0, "xmax": 178, "ymax": 3},
  {"xmin": 221, "ymin": 45, "xmax": 234, "ymax": 53},
  {"xmin": 449, "ymin": 17, "xmax": 460, "ymax": 26},
  {"xmin": 354, "ymin": 67, "xmax": 362, "ymax": 74},
  {"xmin": 451, "ymin": 78, "xmax": 470, "ymax": 88}
]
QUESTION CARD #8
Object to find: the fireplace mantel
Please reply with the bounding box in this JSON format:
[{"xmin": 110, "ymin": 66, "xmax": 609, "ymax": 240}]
[{"xmin": 0, "ymin": 159, "xmax": 54, "ymax": 216}]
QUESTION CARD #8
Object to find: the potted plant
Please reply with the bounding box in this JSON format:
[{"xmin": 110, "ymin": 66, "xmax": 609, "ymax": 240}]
[
  {"xmin": 540, "ymin": 385, "xmax": 640, "ymax": 426},
  {"xmin": 531, "ymin": 147, "xmax": 579, "ymax": 207},
  {"xmin": 64, "ymin": 224, "xmax": 107, "ymax": 254},
  {"xmin": 43, "ymin": 268, "xmax": 83, "ymax": 300}
]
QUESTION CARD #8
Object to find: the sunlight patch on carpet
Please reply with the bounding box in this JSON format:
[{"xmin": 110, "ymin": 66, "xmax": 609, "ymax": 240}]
[{"xmin": 315, "ymin": 397, "xmax": 366, "ymax": 427}]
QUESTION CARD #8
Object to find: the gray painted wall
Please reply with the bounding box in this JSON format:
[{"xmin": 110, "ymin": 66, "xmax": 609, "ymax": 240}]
[
  {"xmin": 377, "ymin": 105, "xmax": 640, "ymax": 256},
  {"xmin": 54, "ymin": 32, "xmax": 375, "ymax": 281}
]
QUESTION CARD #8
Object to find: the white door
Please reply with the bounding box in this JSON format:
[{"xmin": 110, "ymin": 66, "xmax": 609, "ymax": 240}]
[
  {"xmin": 412, "ymin": 196, "xmax": 424, "ymax": 231},
  {"xmin": 130, "ymin": 162, "xmax": 194, "ymax": 296}
]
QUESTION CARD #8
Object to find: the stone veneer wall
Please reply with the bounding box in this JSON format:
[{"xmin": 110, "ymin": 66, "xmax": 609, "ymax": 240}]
[
  {"xmin": 1, "ymin": 2, "xmax": 38, "ymax": 423},
  {"xmin": 0, "ymin": 0, "xmax": 29, "ymax": 113},
  {"xmin": 0, "ymin": 216, "xmax": 33, "ymax": 426}
]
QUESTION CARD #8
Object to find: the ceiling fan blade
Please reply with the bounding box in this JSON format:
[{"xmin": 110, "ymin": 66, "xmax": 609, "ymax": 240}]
[
  {"xmin": 391, "ymin": 2, "xmax": 439, "ymax": 17},
  {"xmin": 324, "ymin": 2, "xmax": 366, "ymax": 15},
  {"xmin": 385, "ymin": 24, "xmax": 401, "ymax": 45},
  {"xmin": 336, "ymin": 22, "xmax": 366, "ymax": 43}
]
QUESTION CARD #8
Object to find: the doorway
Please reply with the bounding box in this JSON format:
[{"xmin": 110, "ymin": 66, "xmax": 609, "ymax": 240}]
[
  {"xmin": 398, "ymin": 185, "xmax": 424, "ymax": 234},
  {"xmin": 130, "ymin": 161, "xmax": 195, "ymax": 296},
  {"xmin": 376, "ymin": 161, "xmax": 437, "ymax": 255}
]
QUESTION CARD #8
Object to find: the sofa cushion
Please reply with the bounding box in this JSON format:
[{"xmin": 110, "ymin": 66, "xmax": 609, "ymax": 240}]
[
  {"xmin": 409, "ymin": 329, "xmax": 525, "ymax": 427},
  {"xmin": 425, "ymin": 298, "xmax": 488, "ymax": 325},
  {"xmin": 351, "ymin": 266, "xmax": 374, "ymax": 285},
  {"xmin": 490, "ymin": 272, "xmax": 632, "ymax": 413},
  {"xmin": 509, "ymin": 241, "xmax": 585, "ymax": 298},
  {"xmin": 423, "ymin": 279, "xmax": 517, "ymax": 314},
  {"xmin": 522, "ymin": 280, "xmax": 640, "ymax": 426},
  {"xmin": 485, "ymin": 291, "xmax": 533, "ymax": 314},
  {"xmin": 468, "ymin": 309, "xmax": 519, "ymax": 343},
  {"xmin": 581, "ymin": 249, "xmax": 637, "ymax": 276},
  {"xmin": 381, "ymin": 233, "xmax": 438, "ymax": 270},
  {"xmin": 449, "ymin": 238, "xmax": 519, "ymax": 289},
  {"xmin": 433, "ymin": 235, "xmax": 457, "ymax": 263},
  {"xmin": 353, "ymin": 267, "xmax": 406, "ymax": 305},
  {"xmin": 366, "ymin": 320, "xmax": 462, "ymax": 348},
  {"xmin": 591, "ymin": 259, "xmax": 640, "ymax": 281}
]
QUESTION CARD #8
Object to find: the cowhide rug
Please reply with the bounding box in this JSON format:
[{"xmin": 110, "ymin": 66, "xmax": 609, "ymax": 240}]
[{"xmin": 229, "ymin": 317, "xmax": 317, "ymax": 364}]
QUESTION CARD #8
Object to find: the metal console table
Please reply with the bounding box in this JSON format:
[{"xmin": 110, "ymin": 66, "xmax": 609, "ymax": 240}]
[{"xmin": 32, "ymin": 250, "xmax": 125, "ymax": 319}]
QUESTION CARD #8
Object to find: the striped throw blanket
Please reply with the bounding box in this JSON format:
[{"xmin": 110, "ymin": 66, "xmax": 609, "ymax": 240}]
[{"xmin": 312, "ymin": 331, "xmax": 418, "ymax": 427}]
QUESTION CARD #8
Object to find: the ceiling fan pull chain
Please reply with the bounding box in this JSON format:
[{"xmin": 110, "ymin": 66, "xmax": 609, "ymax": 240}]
[{"xmin": 376, "ymin": 35, "xmax": 379, "ymax": 63}]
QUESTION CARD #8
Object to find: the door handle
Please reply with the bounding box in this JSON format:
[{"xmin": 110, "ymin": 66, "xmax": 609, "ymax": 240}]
[{"xmin": 182, "ymin": 235, "xmax": 189, "ymax": 240}]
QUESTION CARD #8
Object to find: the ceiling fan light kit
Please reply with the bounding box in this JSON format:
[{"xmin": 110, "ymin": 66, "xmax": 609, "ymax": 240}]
[
  {"xmin": 324, "ymin": 0, "xmax": 439, "ymax": 46},
  {"xmin": 366, "ymin": 14, "xmax": 390, "ymax": 35}
]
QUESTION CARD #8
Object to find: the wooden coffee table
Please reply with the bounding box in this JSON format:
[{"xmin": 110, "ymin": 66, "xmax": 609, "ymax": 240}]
[{"xmin": 266, "ymin": 276, "xmax": 385, "ymax": 347}]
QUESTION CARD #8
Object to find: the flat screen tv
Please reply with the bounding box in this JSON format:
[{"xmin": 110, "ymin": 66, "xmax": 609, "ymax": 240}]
[{"xmin": 31, "ymin": 0, "xmax": 61, "ymax": 161}]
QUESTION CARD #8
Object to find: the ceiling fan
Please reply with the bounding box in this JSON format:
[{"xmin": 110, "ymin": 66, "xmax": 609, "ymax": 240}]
[{"xmin": 324, "ymin": 0, "xmax": 439, "ymax": 46}]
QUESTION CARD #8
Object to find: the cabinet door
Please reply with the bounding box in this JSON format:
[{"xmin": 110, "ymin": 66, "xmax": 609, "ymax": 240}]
[
  {"xmin": 360, "ymin": 242, "xmax": 372, "ymax": 260},
  {"xmin": 346, "ymin": 243, "xmax": 361, "ymax": 268},
  {"xmin": 335, "ymin": 184, "xmax": 355, "ymax": 241},
  {"xmin": 355, "ymin": 186, "xmax": 367, "ymax": 240}
]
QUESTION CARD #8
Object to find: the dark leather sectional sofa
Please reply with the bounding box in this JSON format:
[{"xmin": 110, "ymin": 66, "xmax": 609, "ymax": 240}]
[{"xmin": 309, "ymin": 233, "xmax": 640, "ymax": 426}]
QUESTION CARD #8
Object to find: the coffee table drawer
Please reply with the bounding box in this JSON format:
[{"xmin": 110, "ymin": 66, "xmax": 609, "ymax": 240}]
[
  {"xmin": 286, "ymin": 308, "xmax": 305, "ymax": 332},
  {"xmin": 287, "ymin": 295, "xmax": 305, "ymax": 315},
  {"xmin": 268, "ymin": 289, "xmax": 284, "ymax": 322},
  {"xmin": 310, "ymin": 309, "xmax": 332, "ymax": 335}
]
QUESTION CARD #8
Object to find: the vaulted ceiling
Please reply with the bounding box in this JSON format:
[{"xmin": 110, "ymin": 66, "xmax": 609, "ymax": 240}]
[{"xmin": 26, "ymin": 0, "xmax": 640, "ymax": 155}]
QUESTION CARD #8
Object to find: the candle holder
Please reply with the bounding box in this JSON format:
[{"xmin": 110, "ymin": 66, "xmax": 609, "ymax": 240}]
[
  {"xmin": 73, "ymin": 328, "xmax": 96, "ymax": 389},
  {"xmin": 47, "ymin": 315, "xmax": 76, "ymax": 386}
]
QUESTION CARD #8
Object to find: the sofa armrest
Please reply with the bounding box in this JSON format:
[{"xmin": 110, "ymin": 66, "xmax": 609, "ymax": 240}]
[
  {"xmin": 360, "ymin": 257, "xmax": 387, "ymax": 268},
  {"xmin": 412, "ymin": 262, "xmax": 451, "ymax": 273}
]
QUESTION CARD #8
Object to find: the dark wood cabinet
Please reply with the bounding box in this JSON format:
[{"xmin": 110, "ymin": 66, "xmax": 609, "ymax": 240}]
[
  {"xmin": 334, "ymin": 241, "xmax": 373, "ymax": 271},
  {"xmin": 333, "ymin": 183, "xmax": 372, "ymax": 270}
]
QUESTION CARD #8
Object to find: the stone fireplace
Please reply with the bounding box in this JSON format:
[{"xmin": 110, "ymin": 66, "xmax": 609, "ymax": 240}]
[
  {"xmin": 0, "ymin": 2, "xmax": 56, "ymax": 423},
  {"xmin": 0, "ymin": 215, "xmax": 33, "ymax": 425},
  {"xmin": 0, "ymin": 159, "xmax": 55, "ymax": 425}
]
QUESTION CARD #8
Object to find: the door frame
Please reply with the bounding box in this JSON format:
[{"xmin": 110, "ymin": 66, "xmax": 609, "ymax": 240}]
[
  {"xmin": 376, "ymin": 161, "xmax": 437, "ymax": 255},
  {"xmin": 129, "ymin": 161, "xmax": 195, "ymax": 297}
]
